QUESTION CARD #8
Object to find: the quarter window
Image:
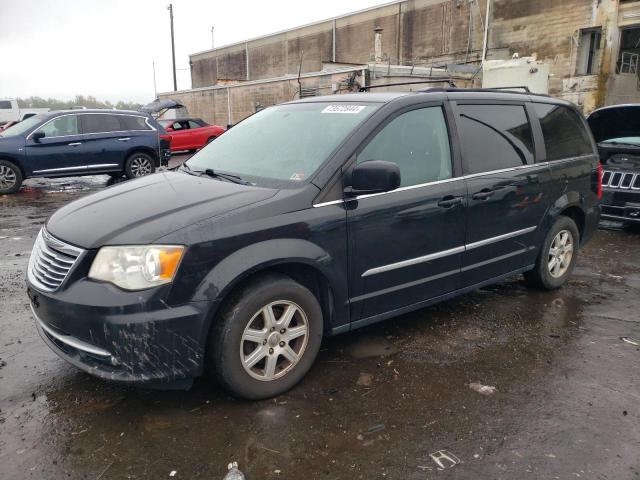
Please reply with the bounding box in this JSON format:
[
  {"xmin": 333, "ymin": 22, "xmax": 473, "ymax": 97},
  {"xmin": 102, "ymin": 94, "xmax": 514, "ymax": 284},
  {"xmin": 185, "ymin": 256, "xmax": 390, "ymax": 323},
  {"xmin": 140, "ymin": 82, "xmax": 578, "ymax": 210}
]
[
  {"xmin": 458, "ymin": 104, "xmax": 534, "ymax": 175},
  {"xmin": 534, "ymin": 104, "xmax": 593, "ymax": 161},
  {"xmin": 357, "ymin": 107, "xmax": 452, "ymax": 187},
  {"xmin": 37, "ymin": 115, "xmax": 79, "ymax": 137},
  {"xmin": 82, "ymin": 114, "xmax": 123, "ymax": 134}
]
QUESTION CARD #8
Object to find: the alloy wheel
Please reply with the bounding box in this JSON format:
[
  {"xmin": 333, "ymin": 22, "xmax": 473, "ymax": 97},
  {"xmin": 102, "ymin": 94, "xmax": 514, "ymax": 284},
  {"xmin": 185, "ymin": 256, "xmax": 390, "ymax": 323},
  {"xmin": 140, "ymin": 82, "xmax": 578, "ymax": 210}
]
[
  {"xmin": 548, "ymin": 229, "xmax": 574, "ymax": 278},
  {"xmin": 0, "ymin": 165, "xmax": 17, "ymax": 190},
  {"xmin": 130, "ymin": 157, "xmax": 153, "ymax": 177},
  {"xmin": 240, "ymin": 300, "xmax": 309, "ymax": 381}
]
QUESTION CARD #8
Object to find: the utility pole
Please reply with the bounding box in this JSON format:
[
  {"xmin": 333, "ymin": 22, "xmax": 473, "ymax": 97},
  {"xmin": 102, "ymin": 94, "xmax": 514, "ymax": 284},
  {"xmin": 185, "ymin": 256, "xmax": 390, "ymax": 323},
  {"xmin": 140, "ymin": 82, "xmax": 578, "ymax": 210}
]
[
  {"xmin": 168, "ymin": 4, "xmax": 177, "ymax": 91},
  {"xmin": 482, "ymin": 0, "xmax": 491, "ymax": 63},
  {"xmin": 211, "ymin": 26, "xmax": 215, "ymax": 49},
  {"xmin": 152, "ymin": 61, "xmax": 157, "ymax": 98}
]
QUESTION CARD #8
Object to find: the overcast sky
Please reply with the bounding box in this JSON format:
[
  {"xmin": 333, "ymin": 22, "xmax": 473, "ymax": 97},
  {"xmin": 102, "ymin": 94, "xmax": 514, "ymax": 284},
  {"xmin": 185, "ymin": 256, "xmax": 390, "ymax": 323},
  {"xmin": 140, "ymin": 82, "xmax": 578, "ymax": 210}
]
[{"xmin": 0, "ymin": 0, "xmax": 383, "ymax": 104}]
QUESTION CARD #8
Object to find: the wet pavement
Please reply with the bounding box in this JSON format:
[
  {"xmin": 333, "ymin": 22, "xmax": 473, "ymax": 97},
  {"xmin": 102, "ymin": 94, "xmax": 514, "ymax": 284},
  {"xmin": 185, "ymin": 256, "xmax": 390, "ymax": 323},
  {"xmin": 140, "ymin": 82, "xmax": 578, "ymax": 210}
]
[{"xmin": 1, "ymin": 166, "xmax": 639, "ymax": 479}]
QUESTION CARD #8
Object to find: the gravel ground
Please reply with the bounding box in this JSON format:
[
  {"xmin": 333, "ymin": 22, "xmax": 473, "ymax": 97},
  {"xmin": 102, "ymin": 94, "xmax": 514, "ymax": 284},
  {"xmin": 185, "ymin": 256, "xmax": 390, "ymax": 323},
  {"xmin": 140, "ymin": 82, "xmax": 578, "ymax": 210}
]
[{"xmin": 0, "ymin": 164, "xmax": 639, "ymax": 479}]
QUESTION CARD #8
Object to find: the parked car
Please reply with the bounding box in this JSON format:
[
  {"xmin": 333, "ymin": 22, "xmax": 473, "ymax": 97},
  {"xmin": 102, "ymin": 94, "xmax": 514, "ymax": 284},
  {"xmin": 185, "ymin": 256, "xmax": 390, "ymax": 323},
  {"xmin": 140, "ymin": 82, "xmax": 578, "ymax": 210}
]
[
  {"xmin": 158, "ymin": 118, "xmax": 225, "ymax": 152},
  {"xmin": 587, "ymin": 104, "xmax": 640, "ymax": 225},
  {"xmin": 27, "ymin": 90, "xmax": 601, "ymax": 399},
  {"xmin": 0, "ymin": 110, "xmax": 171, "ymax": 194}
]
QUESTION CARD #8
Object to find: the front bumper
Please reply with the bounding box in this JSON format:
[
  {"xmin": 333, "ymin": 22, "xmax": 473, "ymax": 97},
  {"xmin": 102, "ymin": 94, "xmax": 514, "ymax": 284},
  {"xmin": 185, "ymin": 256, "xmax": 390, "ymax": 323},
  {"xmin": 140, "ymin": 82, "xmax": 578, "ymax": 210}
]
[
  {"xmin": 28, "ymin": 281, "xmax": 215, "ymax": 384},
  {"xmin": 600, "ymin": 190, "xmax": 640, "ymax": 224}
]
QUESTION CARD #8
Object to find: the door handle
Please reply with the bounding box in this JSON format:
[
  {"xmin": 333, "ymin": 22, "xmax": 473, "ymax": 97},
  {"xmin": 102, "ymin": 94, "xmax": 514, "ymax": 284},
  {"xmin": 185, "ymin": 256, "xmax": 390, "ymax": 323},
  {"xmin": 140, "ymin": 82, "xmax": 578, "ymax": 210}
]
[
  {"xmin": 68, "ymin": 142, "xmax": 82, "ymax": 146},
  {"xmin": 472, "ymin": 189, "xmax": 495, "ymax": 200},
  {"xmin": 117, "ymin": 137, "xmax": 131, "ymax": 142},
  {"xmin": 437, "ymin": 195, "xmax": 463, "ymax": 208}
]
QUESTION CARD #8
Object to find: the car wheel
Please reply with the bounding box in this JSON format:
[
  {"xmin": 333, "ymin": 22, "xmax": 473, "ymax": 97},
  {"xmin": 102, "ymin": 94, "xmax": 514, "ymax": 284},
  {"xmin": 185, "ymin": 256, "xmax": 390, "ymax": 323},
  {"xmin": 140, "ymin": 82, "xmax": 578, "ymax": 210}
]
[
  {"xmin": 206, "ymin": 137, "xmax": 216, "ymax": 144},
  {"xmin": 0, "ymin": 160, "xmax": 23, "ymax": 195},
  {"xmin": 208, "ymin": 274, "xmax": 323, "ymax": 400},
  {"xmin": 124, "ymin": 153, "xmax": 156, "ymax": 179},
  {"xmin": 524, "ymin": 216, "xmax": 580, "ymax": 290}
]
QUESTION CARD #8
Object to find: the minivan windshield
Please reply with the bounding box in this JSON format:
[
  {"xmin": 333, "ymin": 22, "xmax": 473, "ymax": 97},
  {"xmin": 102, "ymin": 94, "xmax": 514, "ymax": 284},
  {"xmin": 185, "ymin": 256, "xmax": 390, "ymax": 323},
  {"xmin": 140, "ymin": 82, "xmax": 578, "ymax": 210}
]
[
  {"xmin": 0, "ymin": 114, "xmax": 47, "ymax": 137},
  {"xmin": 185, "ymin": 102, "xmax": 379, "ymax": 186}
]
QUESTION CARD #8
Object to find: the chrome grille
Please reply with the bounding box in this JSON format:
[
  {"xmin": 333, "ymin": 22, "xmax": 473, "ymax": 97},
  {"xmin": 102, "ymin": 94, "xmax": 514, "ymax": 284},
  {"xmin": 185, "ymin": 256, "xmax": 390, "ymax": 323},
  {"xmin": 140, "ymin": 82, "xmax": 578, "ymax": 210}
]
[
  {"xmin": 28, "ymin": 228, "xmax": 83, "ymax": 292},
  {"xmin": 602, "ymin": 170, "xmax": 640, "ymax": 190}
]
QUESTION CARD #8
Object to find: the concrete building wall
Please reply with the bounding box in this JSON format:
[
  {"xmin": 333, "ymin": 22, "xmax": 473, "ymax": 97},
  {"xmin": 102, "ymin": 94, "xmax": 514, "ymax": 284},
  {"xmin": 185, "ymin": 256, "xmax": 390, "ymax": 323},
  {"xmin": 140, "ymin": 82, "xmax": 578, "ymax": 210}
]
[
  {"xmin": 189, "ymin": 0, "xmax": 489, "ymax": 88},
  {"xmin": 171, "ymin": 0, "xmax": 640, "ymax": 121}
]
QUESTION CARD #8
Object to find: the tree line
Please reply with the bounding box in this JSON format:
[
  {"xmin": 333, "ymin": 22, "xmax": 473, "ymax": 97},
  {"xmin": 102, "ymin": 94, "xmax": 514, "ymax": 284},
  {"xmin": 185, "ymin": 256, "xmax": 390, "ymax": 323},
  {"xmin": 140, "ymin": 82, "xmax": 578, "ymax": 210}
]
[{"xmin": 17, "ymin": 95, "xmax": 143, "ymax": 111}]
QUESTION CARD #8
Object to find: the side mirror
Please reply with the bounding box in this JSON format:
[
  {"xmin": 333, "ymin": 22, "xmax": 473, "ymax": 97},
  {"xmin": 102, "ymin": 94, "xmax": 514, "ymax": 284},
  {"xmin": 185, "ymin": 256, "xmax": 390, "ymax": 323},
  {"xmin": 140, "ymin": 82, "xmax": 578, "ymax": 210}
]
[
  {"xmin": 346, "ymin": 160, "xmax": 401, "ymax": 196},
  {"xmin": 32, "ymin": 131, "xmax": 45, "ymax": 142},
  {"xmin": 166, "ymin": 126, "xmax": 174, "ymax": 132}
]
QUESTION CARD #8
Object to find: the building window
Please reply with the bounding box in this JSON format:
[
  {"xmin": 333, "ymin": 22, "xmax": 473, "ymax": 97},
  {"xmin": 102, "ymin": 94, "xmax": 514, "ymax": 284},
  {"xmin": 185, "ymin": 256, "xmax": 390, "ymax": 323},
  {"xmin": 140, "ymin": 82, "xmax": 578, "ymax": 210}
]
[
  {"xmin": 617, "ymin": 26, "xmax": 640, "ymax": 75},
  {"xmin": 576, "ymin": 28, "xmax": 602, "ymax": 75}
]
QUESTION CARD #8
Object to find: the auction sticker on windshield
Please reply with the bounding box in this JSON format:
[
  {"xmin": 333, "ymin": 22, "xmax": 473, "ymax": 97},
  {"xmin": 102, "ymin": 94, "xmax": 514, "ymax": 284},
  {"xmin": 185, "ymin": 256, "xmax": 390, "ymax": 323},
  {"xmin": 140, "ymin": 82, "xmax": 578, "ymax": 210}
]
[{"xmin": 322, "ymin": 105, "xmax": 367, "ymax": 114}]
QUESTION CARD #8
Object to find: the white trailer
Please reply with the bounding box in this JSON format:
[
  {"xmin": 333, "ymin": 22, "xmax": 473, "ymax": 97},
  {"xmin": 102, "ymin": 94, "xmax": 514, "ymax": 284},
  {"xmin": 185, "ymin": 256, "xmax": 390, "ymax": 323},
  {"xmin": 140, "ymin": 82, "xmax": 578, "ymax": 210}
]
[{"xmin": 0, "ymin": 99, "xmax": 50, "ymax": 124}]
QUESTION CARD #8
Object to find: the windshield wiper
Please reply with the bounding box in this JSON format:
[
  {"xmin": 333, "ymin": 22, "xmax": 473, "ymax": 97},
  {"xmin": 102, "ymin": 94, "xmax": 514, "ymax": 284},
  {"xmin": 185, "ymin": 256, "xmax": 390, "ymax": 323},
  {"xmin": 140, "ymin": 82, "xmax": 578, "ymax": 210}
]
[
  {"xmin": 202, "ymin": 169, "xmax": 252, "ymax": 185},
  {"xmin": 181, "ymin": 163, "xmax": 251, "ymax": 185}
]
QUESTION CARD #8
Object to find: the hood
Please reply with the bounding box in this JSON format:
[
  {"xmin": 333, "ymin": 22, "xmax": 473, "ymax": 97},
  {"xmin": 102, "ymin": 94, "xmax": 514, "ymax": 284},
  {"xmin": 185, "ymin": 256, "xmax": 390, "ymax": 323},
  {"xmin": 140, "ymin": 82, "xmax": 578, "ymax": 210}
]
[
  {"xmin": 587, "ymin": 105, "xmax": 640, "ymax": 144},
  {"xmin": 46, "ymin": 171, "xmax": 277, "ymax": 249}
]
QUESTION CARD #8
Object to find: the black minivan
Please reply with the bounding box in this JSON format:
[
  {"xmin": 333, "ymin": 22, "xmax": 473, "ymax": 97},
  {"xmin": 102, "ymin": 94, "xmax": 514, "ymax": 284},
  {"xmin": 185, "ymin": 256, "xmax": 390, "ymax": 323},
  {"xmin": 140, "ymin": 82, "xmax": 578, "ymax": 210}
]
[{"xmin": 27, "ymin": 90, "xmax": 601, "ymax": 399}]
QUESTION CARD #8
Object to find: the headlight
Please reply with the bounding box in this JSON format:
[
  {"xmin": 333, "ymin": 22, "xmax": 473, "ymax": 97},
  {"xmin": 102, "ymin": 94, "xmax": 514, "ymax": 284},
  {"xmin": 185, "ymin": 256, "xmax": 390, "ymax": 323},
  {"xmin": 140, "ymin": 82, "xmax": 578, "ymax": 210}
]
[{"xmin": 88, "ymin": 245, "xmax": 185, "ymax": 290}]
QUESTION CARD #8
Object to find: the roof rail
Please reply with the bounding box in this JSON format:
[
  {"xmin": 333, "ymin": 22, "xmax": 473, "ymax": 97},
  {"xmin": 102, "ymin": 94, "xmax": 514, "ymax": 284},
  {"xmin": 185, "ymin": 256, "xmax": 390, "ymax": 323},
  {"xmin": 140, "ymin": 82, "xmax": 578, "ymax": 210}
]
[
  {"xmin": 359, "ymin": 79, "xmax": 457, "ymax": 92},
  {"xmin": 419, "ymin": 86, "xmax": 532, "ymax": 93}
]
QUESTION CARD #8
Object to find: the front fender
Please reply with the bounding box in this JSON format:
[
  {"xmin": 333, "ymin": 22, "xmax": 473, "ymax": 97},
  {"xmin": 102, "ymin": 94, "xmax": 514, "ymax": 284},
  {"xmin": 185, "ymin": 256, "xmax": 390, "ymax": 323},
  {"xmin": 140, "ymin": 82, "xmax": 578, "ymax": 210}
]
[{"xmin": 192, "ymin": 238, "xmax": 340, "ymax": 303}]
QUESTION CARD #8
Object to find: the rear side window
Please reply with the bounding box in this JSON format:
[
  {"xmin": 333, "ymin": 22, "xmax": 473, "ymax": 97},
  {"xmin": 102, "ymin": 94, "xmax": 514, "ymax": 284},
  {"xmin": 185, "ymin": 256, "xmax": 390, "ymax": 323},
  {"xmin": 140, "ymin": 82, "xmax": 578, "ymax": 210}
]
[
  {"xmin": 458, "ymin": 104, "xmax": 534, "ymax": 174},
  {"xmin": 358, "ymin": 107, "xmax": 452, "ymax": 187},
  {"xmin": 119, "ymin": 115, "xmax": 152, "ymax": 131},
  {"xmin": 534, "ymin": 104, "xmax": 593, "ymax": 161},
  {"xmin": 82, "ymin": 114, "xmax": 123, "ymax": 134},
  {"xmin": 0, "ymin": 101, "xmax": 11, "ymax": 109}
]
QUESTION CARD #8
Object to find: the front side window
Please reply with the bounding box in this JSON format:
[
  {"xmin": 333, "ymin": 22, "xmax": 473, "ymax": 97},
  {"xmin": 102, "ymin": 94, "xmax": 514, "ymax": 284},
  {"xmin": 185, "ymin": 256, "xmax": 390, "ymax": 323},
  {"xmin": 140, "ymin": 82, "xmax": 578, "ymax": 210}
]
[
  {"xmin": 37, "ymin": 115, "xmax": 79, "ymax": 137},
  {"xmin": 357, "ymin": 107, "xmax": 452, "ymax": 187},
  {"xmin": 187, "ymin": 102, "xmax": 379, "ymax": 186},
  {"xmin": 534, "ymin": 104, "xmax": 593, "ymax": 161},
  {"xmin": 82, "ymin": 114, "xmax": 122, "ymax": 134},
  {"xmin": 458, "ymin": 104, "xmax": 534, "ymax": 174},
  {"xmin": 188, "ymin": 120, "xmax": 202, "ymax": 129}
]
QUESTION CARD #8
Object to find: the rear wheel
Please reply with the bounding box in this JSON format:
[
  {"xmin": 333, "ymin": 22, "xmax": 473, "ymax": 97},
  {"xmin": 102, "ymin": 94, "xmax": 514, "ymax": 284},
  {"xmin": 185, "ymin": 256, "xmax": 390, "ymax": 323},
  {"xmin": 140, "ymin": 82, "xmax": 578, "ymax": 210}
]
[
  {"xmin": 524, "ymin": 216, "xmax": 579, "ymax": 290},
  {"xmin": 124, "ymin": 153, "xmax": 156, "ymax": 179},
  {"xmin": 206, "ymin": 136, "xmax": 216, "ymax": 145},
  {"xmin": 208, "ymin": 274, "xmax": 323, "ymax": 399},
  {"xmin": 0, "ymin": 160, "xmax": 23, "ymax": 195}
]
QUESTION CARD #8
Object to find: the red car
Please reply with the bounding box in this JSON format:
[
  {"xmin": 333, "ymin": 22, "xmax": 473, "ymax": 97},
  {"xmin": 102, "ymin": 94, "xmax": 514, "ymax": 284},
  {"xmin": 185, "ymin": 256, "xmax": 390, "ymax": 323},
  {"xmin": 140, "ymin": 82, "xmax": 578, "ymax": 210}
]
[{"xmin": 158, "ymin": 118, "xmax": 225, "ymax": 153}]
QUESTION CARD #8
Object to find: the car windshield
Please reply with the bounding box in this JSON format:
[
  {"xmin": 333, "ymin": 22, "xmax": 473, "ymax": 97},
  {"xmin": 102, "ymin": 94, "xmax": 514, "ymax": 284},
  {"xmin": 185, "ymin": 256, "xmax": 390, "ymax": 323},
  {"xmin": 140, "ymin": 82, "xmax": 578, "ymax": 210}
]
[
  {"xmin": 0, "ymin": 114, "xmax": 47, "ymax": 137},
  {"xmin": 185, "ymin": 102, "xmax": 379, "ymax": 186}
]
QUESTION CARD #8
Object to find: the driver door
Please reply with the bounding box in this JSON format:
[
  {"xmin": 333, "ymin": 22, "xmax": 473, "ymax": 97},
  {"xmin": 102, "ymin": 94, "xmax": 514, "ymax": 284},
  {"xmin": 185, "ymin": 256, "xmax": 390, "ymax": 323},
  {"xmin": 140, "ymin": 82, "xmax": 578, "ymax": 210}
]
[
  {"xmin": 25, "ymin": 114, "xmax": 86, "ymax": 175},
  {"xmin": 346, "ymin": 104, "xmax": 467, "ymax": 324}
]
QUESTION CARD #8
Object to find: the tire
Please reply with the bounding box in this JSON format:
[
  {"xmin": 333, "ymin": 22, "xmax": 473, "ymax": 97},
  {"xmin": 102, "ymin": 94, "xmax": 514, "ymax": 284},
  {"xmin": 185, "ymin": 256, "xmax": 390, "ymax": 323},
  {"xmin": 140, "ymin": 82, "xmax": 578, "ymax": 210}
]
[
  {"xmin": 124, "ymin": 153, "xmax": 156, "ymax": 179},
  {"xmin": 208, "ymin": 274, "xmax": 323, "ymax": 400},
  {"xmin": 524, "ymin": 216, "xmax": 580, "ymax": 290},
  {"xmin": 206, "ymin": 137, "xmax": 216, "ymax": 145},
  {"xmin": 0, "ymin": 160, "xmax": 23, "ymax": 195}
]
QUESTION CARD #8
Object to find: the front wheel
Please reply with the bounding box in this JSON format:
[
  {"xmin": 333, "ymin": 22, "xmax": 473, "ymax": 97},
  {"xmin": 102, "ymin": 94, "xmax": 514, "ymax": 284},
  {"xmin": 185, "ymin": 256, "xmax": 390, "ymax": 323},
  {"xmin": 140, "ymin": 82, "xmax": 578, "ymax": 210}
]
[
  {"xmin": 0, "ymin": 160, "xmax": 23, "ymax": 195},
  {"xmin": 208, "ymin": 275, "xmax": 323, "ymax": 399},
  {"xmin": 124, "ymin": 153, "xmax": 156, "ymax": 179},
  {"xmin": 524, "ymin": 216, "xmax": 580, "ymax": 290}
]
